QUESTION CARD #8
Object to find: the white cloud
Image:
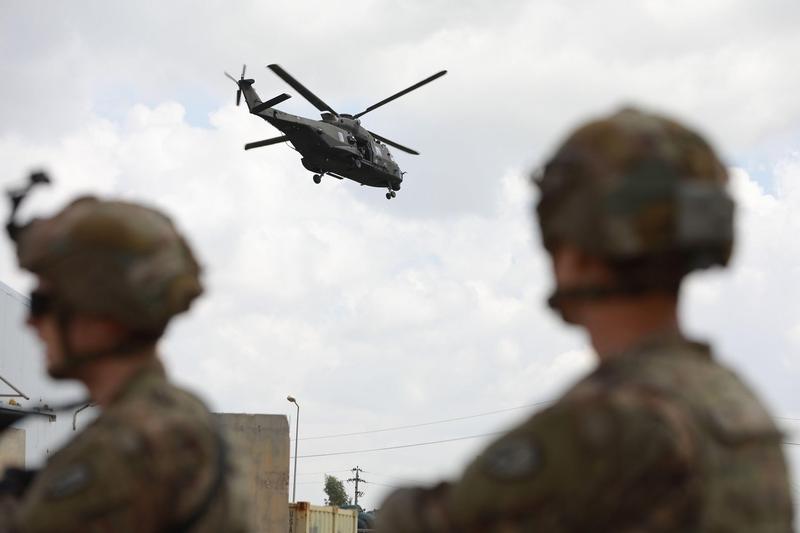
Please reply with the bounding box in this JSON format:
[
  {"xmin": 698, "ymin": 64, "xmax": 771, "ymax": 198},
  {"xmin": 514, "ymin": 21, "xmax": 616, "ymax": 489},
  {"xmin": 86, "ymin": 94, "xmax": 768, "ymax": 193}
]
[
  {"xmin": 3, "ymin": 1, "xmax": 800, "ymax": 214},
  {"xmin": 2, "ymin": 0, "xmax": 800, "ymax": 510}
]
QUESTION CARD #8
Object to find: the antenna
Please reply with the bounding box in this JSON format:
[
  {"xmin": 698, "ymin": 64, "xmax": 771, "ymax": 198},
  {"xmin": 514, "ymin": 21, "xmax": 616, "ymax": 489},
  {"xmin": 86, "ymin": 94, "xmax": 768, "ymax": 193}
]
[{"xmin": 6, "ymin": 171, "xmax": 51, "ymax": 242}]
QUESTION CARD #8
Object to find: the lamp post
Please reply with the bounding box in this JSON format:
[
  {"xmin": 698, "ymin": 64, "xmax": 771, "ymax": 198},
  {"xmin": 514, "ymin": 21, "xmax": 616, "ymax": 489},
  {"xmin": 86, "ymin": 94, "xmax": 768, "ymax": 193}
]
[{"xmin": 287, "ymin": 395, "xmax": 300, "ymax": 503}]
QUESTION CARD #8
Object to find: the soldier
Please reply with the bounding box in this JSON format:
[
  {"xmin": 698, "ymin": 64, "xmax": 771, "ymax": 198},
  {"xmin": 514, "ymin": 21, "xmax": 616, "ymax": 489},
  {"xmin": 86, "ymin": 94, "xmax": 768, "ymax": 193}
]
[
  {"xmin": 0, "ymin": 191, "xmax": 251, "ymax": 532},
  {"xmin": 377, "ymin": 108, "xmax": 794, "ymax": 532}
]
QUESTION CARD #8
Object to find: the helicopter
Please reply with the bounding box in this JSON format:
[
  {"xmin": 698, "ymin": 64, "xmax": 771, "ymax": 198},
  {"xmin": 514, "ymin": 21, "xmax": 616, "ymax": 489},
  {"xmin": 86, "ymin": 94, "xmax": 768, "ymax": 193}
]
[{"xmin": 224, "ymin": 64, "xmax": 446, "ymax": 199}]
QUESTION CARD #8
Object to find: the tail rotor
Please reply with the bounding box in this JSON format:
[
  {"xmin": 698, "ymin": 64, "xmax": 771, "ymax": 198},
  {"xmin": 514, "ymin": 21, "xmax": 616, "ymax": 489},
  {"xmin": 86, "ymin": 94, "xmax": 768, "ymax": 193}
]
[{"xmin": 224, "ymin": 65, "xmax": 247, "ymax": 106}]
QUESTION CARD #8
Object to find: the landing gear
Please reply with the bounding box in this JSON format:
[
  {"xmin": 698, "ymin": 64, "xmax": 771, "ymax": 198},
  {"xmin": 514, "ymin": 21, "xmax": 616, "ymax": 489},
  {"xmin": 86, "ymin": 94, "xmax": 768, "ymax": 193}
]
[
  {"xmin": 313, "ymin": 174, "xmax": 322, "ymax": 184},
  {"xmin": 385, "ymin": 189, "xmax": 396, "ymax": 200}
]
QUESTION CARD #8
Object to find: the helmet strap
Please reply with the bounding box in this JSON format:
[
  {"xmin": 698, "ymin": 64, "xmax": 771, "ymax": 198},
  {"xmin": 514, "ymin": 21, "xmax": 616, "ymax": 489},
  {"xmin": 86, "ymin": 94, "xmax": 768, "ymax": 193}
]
[
  {"xmin": 547, "ymin": 278, "xmax": 671, "ymax": 308},
  {"xmin": 51, "ymin": 306, "xmax": 157, "ymax": 376},
  {"xmin": 548, "ymin": 284, "xmax": 630, "ymax": 310}
]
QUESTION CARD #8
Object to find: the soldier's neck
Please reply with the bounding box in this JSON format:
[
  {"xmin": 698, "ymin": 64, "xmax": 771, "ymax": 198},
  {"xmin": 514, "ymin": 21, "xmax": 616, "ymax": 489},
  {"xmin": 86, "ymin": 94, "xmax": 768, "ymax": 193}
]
[
  {"xmin": 583, "ymin": 293, "xmax": 680, "ymax": 362},
  {"xmin": 79, "ymin": 348, "xmax": 157, "ymax": 407}
]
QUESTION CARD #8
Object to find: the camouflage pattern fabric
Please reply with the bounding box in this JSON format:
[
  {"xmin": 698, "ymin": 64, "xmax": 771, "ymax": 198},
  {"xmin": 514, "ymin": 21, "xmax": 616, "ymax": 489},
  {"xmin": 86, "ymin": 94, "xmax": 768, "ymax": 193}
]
[
  {"xmin": 377, "ymin": 335, "xmax": 793, "ymax": 532},
  {"xmin": 535, "ymin": 108, "xmax": 734, "ymax": 273},
  {"xmin": 16, "ymin": 196, "xmax": 202, "ymax": 334},
  {"xmin": 0, "ymin": 360, "xmax": 252, "ymax": 533}
]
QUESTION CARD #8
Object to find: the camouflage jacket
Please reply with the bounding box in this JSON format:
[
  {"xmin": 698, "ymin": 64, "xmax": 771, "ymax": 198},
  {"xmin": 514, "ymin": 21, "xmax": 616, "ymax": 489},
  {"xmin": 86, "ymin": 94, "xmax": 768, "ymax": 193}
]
[
  {"xmin": 378, "ymin": 335, "xmax": 794, "ymax": 532},
  {"xmin": 0, "ymin": 360, "xmax": 252, "ymax": 533}
]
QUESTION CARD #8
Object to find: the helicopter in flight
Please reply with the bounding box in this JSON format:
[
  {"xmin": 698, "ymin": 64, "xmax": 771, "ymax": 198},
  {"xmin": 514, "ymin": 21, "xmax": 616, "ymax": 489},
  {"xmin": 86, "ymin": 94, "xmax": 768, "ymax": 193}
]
[{"xmin": 224, "ymin": 64, "xmax": 446, "ymax": 199}]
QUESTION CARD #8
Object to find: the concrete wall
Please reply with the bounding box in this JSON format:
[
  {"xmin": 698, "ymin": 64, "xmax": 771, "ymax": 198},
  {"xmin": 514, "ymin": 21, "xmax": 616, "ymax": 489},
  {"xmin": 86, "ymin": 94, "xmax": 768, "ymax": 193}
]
[{"xmin": 216, "ymin": 413, "xmax": 290, "ymax": 533}]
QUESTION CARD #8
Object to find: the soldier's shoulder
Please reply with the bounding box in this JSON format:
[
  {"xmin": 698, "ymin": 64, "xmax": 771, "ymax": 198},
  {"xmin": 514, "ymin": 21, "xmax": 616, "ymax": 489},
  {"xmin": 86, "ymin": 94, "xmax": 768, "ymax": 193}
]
[
  {"xmin": 116, "ymin": 368, "xmax": 209, "ymax": 415},
  {"xmin": 566, "ymin": 339, "xmax": 780, "ymax": 443},
  {"xmin": 449, "ymin": 370, "xmax": 699, "ymax": 528},
  {"xmin": 568, "ymin": 339, "xmax": 744, "ymax": 402},
  {"xmin": 103, "ymin": 377, "xmax": 216, "ymax": 455}
]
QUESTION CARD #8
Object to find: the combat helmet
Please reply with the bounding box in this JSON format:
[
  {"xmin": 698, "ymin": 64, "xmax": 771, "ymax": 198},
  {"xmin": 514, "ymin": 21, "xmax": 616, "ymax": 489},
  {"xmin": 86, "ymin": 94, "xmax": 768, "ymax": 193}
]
[
  {"xmin": 8, "ymin": 180, "xmax": 202, "ymax": 339},
  {"xmin": 535, "ymin": 107, "xmax": 734, "ymax": 294}
]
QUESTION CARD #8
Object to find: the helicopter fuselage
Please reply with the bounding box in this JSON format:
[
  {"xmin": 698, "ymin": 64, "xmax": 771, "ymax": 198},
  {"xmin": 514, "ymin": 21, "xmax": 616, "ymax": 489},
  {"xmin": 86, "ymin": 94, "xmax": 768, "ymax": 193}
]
[
  {"xmin": 228, "ymin": 64, "xmax": 445, "ymax": 199},
  {"xmin": 254, "ymin": 107, "xmax": 403, "ymax": 191}
]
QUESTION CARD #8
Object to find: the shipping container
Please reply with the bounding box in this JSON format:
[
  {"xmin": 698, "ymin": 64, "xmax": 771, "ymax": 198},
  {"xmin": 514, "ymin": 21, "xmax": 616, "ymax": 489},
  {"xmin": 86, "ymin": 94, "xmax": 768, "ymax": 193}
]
[{"xmin": 289, "ymin": 502, "xmax": 357, "ymax": 533}]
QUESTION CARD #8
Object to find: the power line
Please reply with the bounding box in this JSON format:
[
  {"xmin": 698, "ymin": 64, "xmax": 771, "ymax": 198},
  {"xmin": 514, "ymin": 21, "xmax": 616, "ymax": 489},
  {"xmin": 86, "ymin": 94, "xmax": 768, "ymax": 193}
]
[
  {"xmin": 299, "ymin": 401, "xmax": 550, "ymax": 441},
  {"xmin": 291, "ymin": 410, "xmax": 800, "ymax": 463},
  {"xmin": 293, "ymin": 431, "xmax": 503, "ymax": 459},
  {"xmin": 296, "ymin": 469, "xmax": 353, "ymax": 476},
  {"xmin": 297, "ymin": 469, "xmax": 425, "ymax": 486},
  {"xmin": 367, "ymin": 481, "xmax": 401, "ymax": 489},
  {"xmin": 292, "ymin": 438, "xmax": 800, "ymax": 461},
  {"xmin": 363, "ymin": 470, "xmax": 424, "ymax": 485},
  {"xmin": 293, "ymin": 399, "xmax": 800, "ymax": 443}
]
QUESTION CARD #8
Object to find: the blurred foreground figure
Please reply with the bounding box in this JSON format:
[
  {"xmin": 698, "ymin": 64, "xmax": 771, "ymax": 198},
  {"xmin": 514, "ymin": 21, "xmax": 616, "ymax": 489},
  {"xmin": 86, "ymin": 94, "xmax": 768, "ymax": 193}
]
[
  {"xmin": 0, "ymin": 191, "xmax": 251, "ymax": 532},
  {"xmin": 378, "ymin": 109, "xmax": 793, "ymax": 532}
]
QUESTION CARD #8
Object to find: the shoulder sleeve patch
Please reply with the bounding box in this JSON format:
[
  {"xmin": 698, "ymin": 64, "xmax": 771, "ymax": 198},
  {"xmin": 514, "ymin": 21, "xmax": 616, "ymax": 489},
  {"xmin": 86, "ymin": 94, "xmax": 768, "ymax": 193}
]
[
  {"xmin": 45, "ymin": 463, "xmax": 92, "ymax": 500},
  {"xmin": 480, "ymin": 436, "xmax": 541, "ymax": 480}
]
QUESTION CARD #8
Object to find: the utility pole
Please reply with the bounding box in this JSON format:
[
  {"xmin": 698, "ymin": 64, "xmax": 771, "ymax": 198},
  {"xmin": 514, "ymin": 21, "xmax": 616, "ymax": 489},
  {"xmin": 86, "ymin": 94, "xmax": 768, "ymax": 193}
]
[{"xmin": 347, "ymin": 466, "xmax": 366, "ymax": 508}]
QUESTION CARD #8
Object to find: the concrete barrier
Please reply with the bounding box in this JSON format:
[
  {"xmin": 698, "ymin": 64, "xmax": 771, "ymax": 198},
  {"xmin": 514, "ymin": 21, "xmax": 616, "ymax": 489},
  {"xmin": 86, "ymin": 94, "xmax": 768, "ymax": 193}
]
[{"xmin": 217, "ymin": 413, "xmax": 290, "ymax": 533}]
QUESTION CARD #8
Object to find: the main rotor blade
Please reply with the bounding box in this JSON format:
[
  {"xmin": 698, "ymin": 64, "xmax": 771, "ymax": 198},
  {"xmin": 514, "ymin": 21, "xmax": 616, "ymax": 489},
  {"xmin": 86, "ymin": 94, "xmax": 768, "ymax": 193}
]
[
  {"xmin": 267, "ymin": 64, "xmax": 337, "ymax": 115},
  {"xmin": 369, "ymin": 131, "xmax": 419, "ymax": 155},
  {"xmin": 244, "ymin": 136, "xmax": 289, "ymax": 150},
  {"xmin": 354, "ymin": 70, "xmax": 447, "ymax": 119}
]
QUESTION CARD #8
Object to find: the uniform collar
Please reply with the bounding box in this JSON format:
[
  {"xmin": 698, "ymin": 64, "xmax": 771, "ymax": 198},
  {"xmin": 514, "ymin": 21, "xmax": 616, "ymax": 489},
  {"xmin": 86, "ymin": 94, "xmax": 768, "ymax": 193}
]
[
  {"xmin": 600, "ymin": 330, "xmax": 711, "ymax": 367},
  {"xmin": 107, "ymin": 357, "xmax": 167, "ymax": 407}
]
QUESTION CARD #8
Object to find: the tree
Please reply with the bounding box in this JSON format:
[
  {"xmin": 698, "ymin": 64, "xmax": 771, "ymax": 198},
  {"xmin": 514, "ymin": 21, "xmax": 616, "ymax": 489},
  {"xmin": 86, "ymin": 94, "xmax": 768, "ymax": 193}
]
[{"xmin": 324, "ymin": 475, "xmax": 351, "ymax": 506}]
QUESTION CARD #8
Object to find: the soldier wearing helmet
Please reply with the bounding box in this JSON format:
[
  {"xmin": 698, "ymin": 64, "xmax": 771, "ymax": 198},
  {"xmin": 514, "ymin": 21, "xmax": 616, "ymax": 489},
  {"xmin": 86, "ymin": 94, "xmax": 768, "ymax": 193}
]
[
  {"xmin": 0, "ymin": 190, "xmax": 251, "ymax": 532},
  {"xmin": 377, "ymin": 108, "xmax": 793, "ymax": 532}
]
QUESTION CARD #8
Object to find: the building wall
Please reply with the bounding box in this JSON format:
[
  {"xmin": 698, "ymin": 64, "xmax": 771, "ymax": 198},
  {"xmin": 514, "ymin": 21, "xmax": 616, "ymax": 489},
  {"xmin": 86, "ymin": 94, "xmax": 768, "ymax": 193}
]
[
  {"xmin": 0, "ymin": 428, "xmax": 25, "ymax": 471},
  {"xmin": 0, "ymin": 280, "xmax": 96, "ymax": 468},
  {"xmin": 216, "ymin": 413, "xmax": 290, "ymax": 533}
]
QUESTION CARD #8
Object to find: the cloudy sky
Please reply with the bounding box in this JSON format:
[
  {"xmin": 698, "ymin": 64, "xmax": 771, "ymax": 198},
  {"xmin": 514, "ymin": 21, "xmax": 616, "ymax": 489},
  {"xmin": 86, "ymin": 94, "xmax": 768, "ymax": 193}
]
[{"xmin": 2, "ymin": 0, "xmax": 800, "ymax": 510}]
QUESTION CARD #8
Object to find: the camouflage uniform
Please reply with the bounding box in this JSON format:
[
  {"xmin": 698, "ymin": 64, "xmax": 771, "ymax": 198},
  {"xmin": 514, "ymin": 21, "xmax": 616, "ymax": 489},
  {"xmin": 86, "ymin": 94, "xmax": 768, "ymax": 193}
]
[
  {"xmin": 5, "ymin": 360, "xmax": 250, "ymax": 533},
  {"xmin": 443, "ymin": 335, "xmax": 789, "ymax": 531},
  {"xmin": 0, "ymin": 194, "xmax": 252, "ymax": 532},
  {"xmin": 377, "ymin": 109, "xmax": 794, "ymax": 532}
]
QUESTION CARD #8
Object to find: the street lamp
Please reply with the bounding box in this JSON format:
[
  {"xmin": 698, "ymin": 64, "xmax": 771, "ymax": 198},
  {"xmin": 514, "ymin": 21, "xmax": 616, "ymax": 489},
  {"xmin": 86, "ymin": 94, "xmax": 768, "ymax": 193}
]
[{"xmin": 287, "ymin": 395, "xmax": 300, "ymax": 503}]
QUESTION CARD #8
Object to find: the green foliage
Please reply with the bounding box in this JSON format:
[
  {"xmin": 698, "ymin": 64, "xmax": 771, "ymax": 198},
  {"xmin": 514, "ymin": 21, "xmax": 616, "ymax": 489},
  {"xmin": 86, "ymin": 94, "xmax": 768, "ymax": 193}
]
[{"xmin": 323, "ymin": 475, "xmax": 351, "ymax": 507}]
